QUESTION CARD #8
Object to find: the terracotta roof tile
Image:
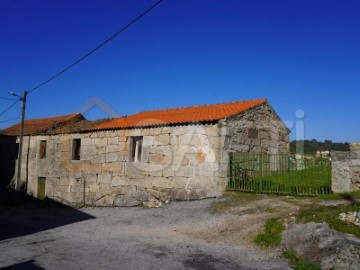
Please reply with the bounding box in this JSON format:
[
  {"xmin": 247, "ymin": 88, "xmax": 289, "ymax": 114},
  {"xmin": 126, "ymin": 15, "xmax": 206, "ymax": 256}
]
[
  {"xmin": 1, "ymin": 113, "xmax": 84, "ymax": 136},
  {"xmin": 91, "ymin": 98, "xmax": 267, "ymax": 131}
]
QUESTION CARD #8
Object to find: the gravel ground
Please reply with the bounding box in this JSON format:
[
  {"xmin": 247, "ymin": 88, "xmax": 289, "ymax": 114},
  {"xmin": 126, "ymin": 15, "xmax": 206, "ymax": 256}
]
[{"xmin": 0, "ymin": 199, "xmax": 290, "ymax": 270}]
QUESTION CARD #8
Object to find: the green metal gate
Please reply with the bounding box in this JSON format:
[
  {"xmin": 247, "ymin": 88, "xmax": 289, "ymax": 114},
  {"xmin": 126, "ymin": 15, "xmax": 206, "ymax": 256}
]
[{"xmin": 228, "ymin": 153, "xmax": 331, "ymax": 196}]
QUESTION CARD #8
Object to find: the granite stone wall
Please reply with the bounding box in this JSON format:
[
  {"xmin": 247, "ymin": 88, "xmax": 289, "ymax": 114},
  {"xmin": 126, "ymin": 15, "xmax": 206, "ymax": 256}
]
[
  {"xmin": 21, "ymin": 124, "xmax": 227, "ymax": 206},
  {"xmin": 221, "ymin": 103, "xmax": 289, "ymax": 154},
  {"xmin": 331, "ymin": 143, "xmax": 360, "ymax": 192}
]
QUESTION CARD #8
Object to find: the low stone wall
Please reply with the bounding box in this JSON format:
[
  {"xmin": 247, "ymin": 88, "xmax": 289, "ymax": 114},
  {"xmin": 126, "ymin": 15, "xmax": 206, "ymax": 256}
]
[{"xmin": 331, "ymin": 143, "xmax": 360, "ymax": 193}]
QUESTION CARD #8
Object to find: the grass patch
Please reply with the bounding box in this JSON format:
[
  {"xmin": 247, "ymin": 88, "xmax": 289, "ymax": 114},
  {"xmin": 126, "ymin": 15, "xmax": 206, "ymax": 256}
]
[
  {"xmin": 282, "ymin": 250, "xmax": 321, "ymax": 270},
  {"xmin": 297, "ymin": 202, "xmax": 360, "ymax": 237},
  {"xmin": 261, "ymin": 166, "xmax": 331, "ymax": 187},
  {"xmin": 254, "ymin": 218, "xmax": 285, "ymax": 247}
]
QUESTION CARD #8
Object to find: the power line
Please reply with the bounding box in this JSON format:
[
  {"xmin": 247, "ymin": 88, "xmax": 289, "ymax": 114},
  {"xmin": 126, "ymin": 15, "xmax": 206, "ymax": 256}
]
[
  {"xmin": 0, "ymin": 116, "xmax": 20, "ymax": 124},
  {"xmin": 0, "ymin": 96, "xmax": 17, "ymax": 101},
  {"xmin": 0, "ymin": 99, "xmax": 20, "ymax": 117},
  {"xmin": 28, "ymin": 0, "xmax": 164, "ymax": 94}
]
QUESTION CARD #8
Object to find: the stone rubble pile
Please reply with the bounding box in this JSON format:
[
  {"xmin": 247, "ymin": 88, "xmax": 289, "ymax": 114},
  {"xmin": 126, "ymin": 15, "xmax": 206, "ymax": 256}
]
[{"xmin": 339, "ymin": 211, "xmax": 360, "ymax": 226}]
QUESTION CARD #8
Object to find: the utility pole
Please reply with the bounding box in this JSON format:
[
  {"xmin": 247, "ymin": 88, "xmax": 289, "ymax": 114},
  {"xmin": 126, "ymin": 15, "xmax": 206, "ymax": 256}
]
[{"xmin": 9, "ymin": 90, "xmax": 27, "ymax": 191}]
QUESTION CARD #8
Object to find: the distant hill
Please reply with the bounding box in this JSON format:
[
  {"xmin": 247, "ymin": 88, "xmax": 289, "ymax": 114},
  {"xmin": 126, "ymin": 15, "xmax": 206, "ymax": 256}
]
[{"xmin": 290, "ymin": 139, "xmax": 350, "ymax": 154}]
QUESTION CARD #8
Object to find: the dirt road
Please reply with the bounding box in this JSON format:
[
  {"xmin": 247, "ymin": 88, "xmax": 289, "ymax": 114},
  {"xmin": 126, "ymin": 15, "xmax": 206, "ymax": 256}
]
[{"xmin": 0, "ymin": 198, "xmax": 291, "ymax": 270}]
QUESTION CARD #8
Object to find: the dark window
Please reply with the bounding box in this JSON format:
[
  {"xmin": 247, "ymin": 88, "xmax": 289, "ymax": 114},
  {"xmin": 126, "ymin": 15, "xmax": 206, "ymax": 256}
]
[
  {"xmin": 129, "ymin": 136, "xmax": 143, "ymax": 162},
  {"xmin": 248, "ymin": 128, "xmax": 259, "ymax": 139},
  {"xmin": 72, "ymin": 139, "xmax": 81, "ymax": 160},
  {"xmin": 39, "ymin": 140, "xmax": 47, "ymax": 159}
]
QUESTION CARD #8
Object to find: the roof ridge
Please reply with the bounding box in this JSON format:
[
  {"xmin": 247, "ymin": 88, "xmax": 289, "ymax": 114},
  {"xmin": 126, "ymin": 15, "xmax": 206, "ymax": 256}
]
[
  {"xmin": 21, "ymin": 113, "xmax": 82, "ymax": 122},
  {"xmin": 134, "ymin": 98, "xmax": 267, "ymax": 115}
]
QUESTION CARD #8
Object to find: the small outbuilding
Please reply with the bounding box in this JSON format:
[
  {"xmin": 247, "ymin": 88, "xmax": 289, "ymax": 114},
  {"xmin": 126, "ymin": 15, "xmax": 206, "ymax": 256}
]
[{"xmin": 1, "ymin": 98, "xmax": 289, "ymax": 206}]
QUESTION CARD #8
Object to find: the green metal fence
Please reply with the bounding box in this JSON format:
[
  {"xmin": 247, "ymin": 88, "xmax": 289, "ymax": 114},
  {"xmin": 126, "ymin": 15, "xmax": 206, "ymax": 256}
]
[{"xmin": 228, "ymin": 153, "xmax": 332, "ymax": 196}]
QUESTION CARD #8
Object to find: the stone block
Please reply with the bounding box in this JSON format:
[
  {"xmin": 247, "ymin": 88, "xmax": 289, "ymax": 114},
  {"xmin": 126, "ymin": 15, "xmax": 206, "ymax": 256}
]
[
  {"xmin": 149, "ymin": 177, "xmax": 173, "ymax": 188},
  {"xmin": 94, "ymin": 138, "xmax": 107, "ymax": 147},
  {"xmin": 97, "ymin": 173, "xmax": 112, "ymax": 184},
  {"xmin": 106, "ymin": 144, "xmax": 119, "ymax": 153},
  {"xmin": 106, "ymin": 152, "xmax": 119, "ymax": 163},
  {"xmin": 111, "ymin": 176, "xmax": 126, "ymax": 187},
  {"xmin": 102, "ymin": 162, "xmax": 123, "ymax": 172},
  {"xmin": 148, "ymin": 163, "xmax": 166, "ymax": 173},
  {"xmin": 119, "ymin": 142, "xmax": 126, "ymax": 151},
  {"xmin": 142, "ymin": 136, "xmax": 154, "ymax": 146},
  {"xmin": 85, "ymin": 174, "xmax": 97, "ymax": 183},
  {"xmin": 92, "ymin": 154, "xmax": 106, "ymax": 163},
  {"xmin": 125, "ymin": 163, "xmax": 146, "ymax": 178},
  {"xmin": 119, "ymin": 135, "xmax": 127, "ymax": 142},
  {"xmin": 349, "ymin": 160, "xmax": 360, "ymax": 167},
  {"xmin": 174, "ymin": 166, "xmax": 193, "ymax": 178},
  {"xmin": 349, "ymin": 150, "xmax": 360, "ymax": 159},
  {"xmin": 196, "ymin": 163, "xmax": 219, "ymax": 177},
  {"xmin": 170, "ymin": 135, "xmax": 179, "ymax": 146},
  {"xmin": 332, "ymin": 161, "xmax": 351, "ymax": 193},
  {"xmin": 170, "ymin": 189, "xmax": 190, "ymax": 200},
  {"xmin": 350, "ymin": 143, "xmax": 360, "ymax": 151},
  {"xmin": 149, "ymin": 153, "xmax": 171, "ymax": 165},
  {"xmin": 161, "ymin": 126, "xmax": 172, "ymax": 134},
  {"xmin": 112, "ymin": 186, "xmax": 152, "ymax": 206},
  {"xmin": 331, "ymin": 151, "xmax": 349, "ymax": 161},
  {"xmin": 162, "ymin": 166, "xmax": 175, "ymax": 177},
  {"xmin": 128, "ymin": 178, "xmax": 152, "ymax": 189},
  {"xmin": 82, "ymin": 145, "xmax": 97, "ymax": 160},
  {"xmin": 154, "ymin": 134, "xmax": 170, "ymax": 146},
  {"xmin": 171, "ymin": 176, "xmax": 188, "ymax": 189},
  {"xmin": 107, "ymin": 136, "xmax": 119, "ymax": 145},
  {"xmin": 95, "ymin": 196, "xmax": 115, "ymax": 207}
]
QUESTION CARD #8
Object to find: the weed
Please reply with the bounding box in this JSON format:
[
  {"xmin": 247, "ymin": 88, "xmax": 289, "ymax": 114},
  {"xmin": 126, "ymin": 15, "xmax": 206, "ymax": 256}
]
[
  {"xmin": 254, "ymin": 218, "xmax": 285, "ymax": 247},
  {"xmin": 282, "ymin": 250, "xmax": 321, "ymax": 270},
  {"xmin": 297, "ymin": 203, "xmax": 360, "ymax": 237}
]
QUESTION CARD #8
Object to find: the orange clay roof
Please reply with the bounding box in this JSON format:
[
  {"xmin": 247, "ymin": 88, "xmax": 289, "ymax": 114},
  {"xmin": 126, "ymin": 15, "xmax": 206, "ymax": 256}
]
[
  {"xmin": 91, "ymin": 99, "xmax": 267, "ymax": 131},
  {"xmin": 1, "ymin": 113, "xmax": 84, "ymax": 136}
]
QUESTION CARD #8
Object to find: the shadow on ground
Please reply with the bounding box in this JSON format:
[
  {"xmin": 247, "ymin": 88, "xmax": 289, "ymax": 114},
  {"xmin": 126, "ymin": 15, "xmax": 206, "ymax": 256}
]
[
  {"xmin": 0, "ymin": 188, "xmax": 94, "ymax": 241},
  {"xmin": 2, "ymin": 259, "xmax": 44, "ymax": 270}
]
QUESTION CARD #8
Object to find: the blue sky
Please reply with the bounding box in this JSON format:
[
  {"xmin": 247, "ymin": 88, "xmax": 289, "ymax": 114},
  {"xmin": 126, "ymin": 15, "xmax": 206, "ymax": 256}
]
[{"xmin": 0, "ymin": 0, "xmax": 359, "ymax": 142}]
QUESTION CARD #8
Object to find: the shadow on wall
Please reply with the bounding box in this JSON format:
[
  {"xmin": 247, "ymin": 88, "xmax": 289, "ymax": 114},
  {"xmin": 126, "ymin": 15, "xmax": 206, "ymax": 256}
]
[
  {"xmin": 2, "ymin": 259, "xmax": 44, "ymax": 270},
  {"xmin": 0, "ymin": 188, "xmax": 95, "ymax": 241}
]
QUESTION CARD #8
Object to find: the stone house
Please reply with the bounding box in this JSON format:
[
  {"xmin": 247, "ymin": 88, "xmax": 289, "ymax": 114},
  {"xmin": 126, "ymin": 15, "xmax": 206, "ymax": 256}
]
[{"xmin": 1, "ymin": 98, "xmax": 289, "ymax": 206}]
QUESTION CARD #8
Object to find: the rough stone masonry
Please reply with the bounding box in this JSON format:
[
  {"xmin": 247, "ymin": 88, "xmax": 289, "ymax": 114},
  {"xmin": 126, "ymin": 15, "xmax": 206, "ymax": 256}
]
[{"xmin": 331, "ymin": 143, "xmax": 360, "ymax": 193}]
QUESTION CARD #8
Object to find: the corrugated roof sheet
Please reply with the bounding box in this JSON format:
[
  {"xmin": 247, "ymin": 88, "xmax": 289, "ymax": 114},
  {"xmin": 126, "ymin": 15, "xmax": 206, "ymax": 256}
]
[{"xmin": 91, "ymin": 98, "xmax": 267, "ymax": 131}]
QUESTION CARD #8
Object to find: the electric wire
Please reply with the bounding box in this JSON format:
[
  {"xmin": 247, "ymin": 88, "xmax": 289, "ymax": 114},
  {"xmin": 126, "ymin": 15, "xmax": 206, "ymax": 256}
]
[
  {"xmin": 28, "ymin": 0, "xmax": 164, "ymax": 94},
  {"xmin": 0, "ymin": 99, "xmax": 20, "ymax": 117},
  {"xmin": 0, "ymin": 96, "xmax": 17, "ymax": 101},
  {"xmin": 0, "ymin": 116, "xmax": 20, "ymax": 124}
]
